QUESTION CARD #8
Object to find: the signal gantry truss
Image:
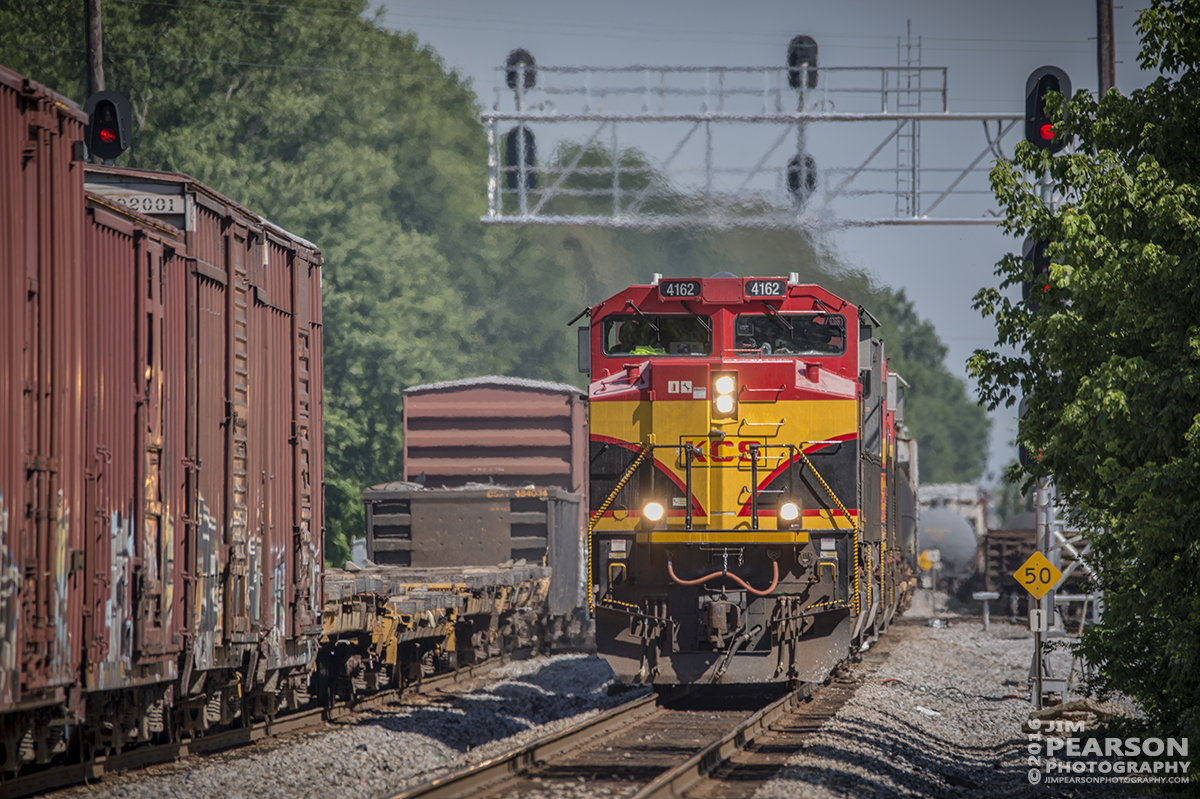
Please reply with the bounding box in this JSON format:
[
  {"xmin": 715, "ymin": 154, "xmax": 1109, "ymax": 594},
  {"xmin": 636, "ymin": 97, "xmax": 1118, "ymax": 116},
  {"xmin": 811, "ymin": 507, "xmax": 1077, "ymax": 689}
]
[{"xmin": 481, "ymin": 59, "xmax": 1023, "ymax": 230}]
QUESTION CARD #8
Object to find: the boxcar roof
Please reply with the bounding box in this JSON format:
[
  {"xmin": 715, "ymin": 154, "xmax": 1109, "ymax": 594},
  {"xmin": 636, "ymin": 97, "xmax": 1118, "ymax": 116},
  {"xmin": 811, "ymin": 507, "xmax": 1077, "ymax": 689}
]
[
  {"xmin": 404, "ymin": 375, "xmax": 585, "ymax": 396},
  {"xmin": 84, "ymin": 165, "xmax": 320, "ymax": 255},
  {"xmin": 0, "ymin": 65, "xmax": 88, "ymax": 122}
]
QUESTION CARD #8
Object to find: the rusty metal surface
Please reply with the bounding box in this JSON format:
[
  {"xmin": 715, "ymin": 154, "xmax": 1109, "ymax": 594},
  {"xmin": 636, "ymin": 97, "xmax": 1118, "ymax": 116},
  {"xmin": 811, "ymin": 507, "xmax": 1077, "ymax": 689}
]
[
  {"xmin": 85, "ymin": 165, "xmax": 325, "ymax": 675},
  {"xmin": 0, "ymin": 65, "xmax": 88, "ymax": 711},
  {"xmin": 402, "ymin": 377, "xmax": 587, "ymax": 494},
  {"xmin": 982, "ymin": 528, "xmax": 1036, "ymax": 594},
  {"xmin": 81, "ymin": 197, "xmax": 183, "ymax": 691},
  {"xmin": 364, "ymin": 486, "xmax": 583, "ymax": 615},
  {"xmin": 400, "ymin": 378, "xmax": 587, "ymax": 612},
  {"xmin": 1, "ymin": 62, "xmax": 326, "ymax": 775}
]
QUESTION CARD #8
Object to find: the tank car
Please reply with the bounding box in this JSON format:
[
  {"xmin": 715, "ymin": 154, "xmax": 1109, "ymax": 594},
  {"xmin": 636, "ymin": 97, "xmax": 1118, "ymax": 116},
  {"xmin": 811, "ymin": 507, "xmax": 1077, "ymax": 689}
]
[
  {"xmin": 917, "ymin": 507, "xmax": 979, "ymax": 592},
  {"xmin": 584, "ymin": 274, "xmax": 918, "ymax": 685}
]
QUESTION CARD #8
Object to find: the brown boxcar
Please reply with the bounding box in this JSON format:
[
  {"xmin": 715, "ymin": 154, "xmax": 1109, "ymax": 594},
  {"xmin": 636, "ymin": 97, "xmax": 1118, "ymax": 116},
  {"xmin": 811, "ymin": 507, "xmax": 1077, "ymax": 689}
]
[
  {"xmin": 80, "ymin": 195, "xmax": 184, "ymax": 705},
  {"xmin": 398, "ymin": 376, "xmax": 589, "ymax": 619},
  {"xmin": 0, "ymin": 66, "xmax": 89, "ymax": 754},
  {"xmin": 402, "ymin": 376, "xmax": 587, "ymax": 494},
  {"xmin": 1, "ymin": 59, "xmax": 325, "ymax": 772},
  {"xmin": 84, "ymin": 166, "xmax": 324, "ymax": 729}
]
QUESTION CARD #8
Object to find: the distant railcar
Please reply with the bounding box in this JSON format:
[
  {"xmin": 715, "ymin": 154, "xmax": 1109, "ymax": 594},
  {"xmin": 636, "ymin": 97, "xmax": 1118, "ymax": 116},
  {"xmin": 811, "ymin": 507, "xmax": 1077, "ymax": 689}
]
[{"xmin": 585, "ymin": 274, "xmax": 918, "ymax": 685}]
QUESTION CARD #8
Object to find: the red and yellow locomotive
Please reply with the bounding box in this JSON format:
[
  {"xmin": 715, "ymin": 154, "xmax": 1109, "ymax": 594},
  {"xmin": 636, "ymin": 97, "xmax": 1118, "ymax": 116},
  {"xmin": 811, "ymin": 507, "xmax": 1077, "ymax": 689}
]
[{"xmin": 584, "ymin": 274, "xmax": 919, "ymax": 684}]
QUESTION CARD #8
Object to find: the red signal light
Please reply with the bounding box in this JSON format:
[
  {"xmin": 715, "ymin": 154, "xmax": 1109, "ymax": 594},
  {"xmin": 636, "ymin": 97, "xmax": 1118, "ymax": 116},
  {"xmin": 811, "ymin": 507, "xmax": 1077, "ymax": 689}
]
[
  {"xmin": 99, "ymin": 127, "xmax": 117, "ymax": 144},
  {"xmin": 1039, "ymin": 123, "xmax": 1055, "ymax": 141}
]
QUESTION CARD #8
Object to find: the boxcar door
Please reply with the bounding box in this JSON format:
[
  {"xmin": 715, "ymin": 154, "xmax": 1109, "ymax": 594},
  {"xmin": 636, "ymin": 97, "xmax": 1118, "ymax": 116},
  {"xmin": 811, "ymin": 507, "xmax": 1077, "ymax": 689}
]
[{"xmin": 188, "ymin": 250, "xmax": 229, "ymax": 670}]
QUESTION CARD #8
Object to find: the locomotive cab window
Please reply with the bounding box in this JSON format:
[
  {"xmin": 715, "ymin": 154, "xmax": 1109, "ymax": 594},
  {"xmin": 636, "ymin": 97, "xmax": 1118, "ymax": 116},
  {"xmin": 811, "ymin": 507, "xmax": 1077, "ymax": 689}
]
[
  {"xmin": 602, "ymin": 315, "xmax": 712, "ymax": 356},
  {"xmin": 733, "ymin": 313, "xmax": 846, "ymax": 356}
]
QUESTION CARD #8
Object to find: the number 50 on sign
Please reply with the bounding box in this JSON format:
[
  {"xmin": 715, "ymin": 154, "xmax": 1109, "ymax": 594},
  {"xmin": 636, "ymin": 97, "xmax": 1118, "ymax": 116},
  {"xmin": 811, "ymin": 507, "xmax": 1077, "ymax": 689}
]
[{"xmin": 1013, "ymin": 551, "xmax": 1062, "ymax": 600}]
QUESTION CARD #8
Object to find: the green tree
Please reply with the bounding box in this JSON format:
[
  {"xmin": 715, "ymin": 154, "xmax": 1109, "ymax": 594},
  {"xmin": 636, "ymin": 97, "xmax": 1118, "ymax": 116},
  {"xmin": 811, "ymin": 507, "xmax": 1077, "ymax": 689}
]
[
  {"xmin": 871, "ymin": 290, "xmax": 990, "ymax": 483},
  {"xmin": 0, "ymin": 0, "xmax": 579, "ymax": 564},
  {"xmin": 2, "ymin": 5, "xmax": 990, "ymax": 562},
  {"xmin": 529, "ymin": 142, "xmax": 991, "ymax": 483},
  {"xmin": 969, "ymin": 0, "xmax": 1200, "ymax": 747}
]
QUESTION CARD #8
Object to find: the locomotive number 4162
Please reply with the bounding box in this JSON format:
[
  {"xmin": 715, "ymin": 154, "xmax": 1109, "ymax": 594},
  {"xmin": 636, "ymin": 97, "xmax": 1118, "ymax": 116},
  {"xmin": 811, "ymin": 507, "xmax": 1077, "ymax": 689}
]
[
  {"xmin": 659, "ymin": 280, "xmax": 701, "ymax": 298},
  {"xmin": 745, "ymin": 279, "xmax": 787, "ymax": 297}
]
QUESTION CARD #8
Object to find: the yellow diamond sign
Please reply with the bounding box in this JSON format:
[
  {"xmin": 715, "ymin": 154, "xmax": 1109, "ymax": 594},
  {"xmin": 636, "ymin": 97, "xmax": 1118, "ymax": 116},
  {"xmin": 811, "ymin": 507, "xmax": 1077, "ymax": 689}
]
[{"xmin": 1013, "ymin": 551, "xmax": 1063, "ymax": 600}]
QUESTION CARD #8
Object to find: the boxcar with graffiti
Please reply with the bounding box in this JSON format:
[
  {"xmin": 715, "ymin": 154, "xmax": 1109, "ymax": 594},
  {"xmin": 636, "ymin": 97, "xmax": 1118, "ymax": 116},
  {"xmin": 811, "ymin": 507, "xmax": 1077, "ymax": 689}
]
[{"xmin": 0, "ymin": 65, "xmax": 324, "ymax": 770}]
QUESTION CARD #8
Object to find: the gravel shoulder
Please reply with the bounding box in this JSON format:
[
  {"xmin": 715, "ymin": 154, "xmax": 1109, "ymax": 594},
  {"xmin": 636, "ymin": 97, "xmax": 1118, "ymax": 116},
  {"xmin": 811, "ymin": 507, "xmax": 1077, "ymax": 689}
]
[
  {"xmin": 752, "ymin": 591, "xmax": 1157, "ymax": 799},
  {"xmin": 46, "ymin": 654, "xmax": 647, "ymax": 799}
]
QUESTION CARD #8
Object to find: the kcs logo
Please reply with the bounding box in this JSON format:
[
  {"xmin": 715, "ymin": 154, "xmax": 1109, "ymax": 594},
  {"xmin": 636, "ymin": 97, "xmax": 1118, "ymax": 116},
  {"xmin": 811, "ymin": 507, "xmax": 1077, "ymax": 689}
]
[{"xmin": 682, "ymin": 439, "xmax": 765, "ymax": 464}]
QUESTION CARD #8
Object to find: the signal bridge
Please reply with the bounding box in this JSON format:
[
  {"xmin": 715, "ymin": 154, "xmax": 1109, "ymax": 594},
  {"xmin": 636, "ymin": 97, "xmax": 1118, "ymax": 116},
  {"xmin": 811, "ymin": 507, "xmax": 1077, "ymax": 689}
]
[{"xmin": 481, "ymin": 38, "xmax": 1024, "ymax": 229}]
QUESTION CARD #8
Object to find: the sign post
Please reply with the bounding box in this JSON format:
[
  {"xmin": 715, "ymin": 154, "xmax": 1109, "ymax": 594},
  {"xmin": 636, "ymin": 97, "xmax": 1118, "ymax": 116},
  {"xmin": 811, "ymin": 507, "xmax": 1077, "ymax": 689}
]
[{"xmin": 1014, "ymin": 547, "xmax": 1063, "ymax": 709}]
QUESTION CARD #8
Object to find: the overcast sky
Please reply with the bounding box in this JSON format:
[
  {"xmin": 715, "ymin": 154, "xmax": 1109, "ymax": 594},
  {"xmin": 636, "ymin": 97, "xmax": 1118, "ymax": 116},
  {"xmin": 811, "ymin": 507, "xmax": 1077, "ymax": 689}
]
[{"xmin": 370, "ymin": 0, "xmax": 1157, "ymax": 482}]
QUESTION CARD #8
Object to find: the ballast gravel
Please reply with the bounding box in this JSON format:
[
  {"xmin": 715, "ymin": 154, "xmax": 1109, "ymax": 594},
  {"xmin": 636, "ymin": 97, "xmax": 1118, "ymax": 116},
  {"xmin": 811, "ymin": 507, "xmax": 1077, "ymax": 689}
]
[
  {"xmin": 752, "ymin": 591, "xmax": 1163, "ymax": 799},
  {"xmin": 47, "ymin": 593, "xmax": 1173, "ymax": 799},
  {"xmin": 47, "ymin": 654, "xmax": 649, "ymax": 799}
]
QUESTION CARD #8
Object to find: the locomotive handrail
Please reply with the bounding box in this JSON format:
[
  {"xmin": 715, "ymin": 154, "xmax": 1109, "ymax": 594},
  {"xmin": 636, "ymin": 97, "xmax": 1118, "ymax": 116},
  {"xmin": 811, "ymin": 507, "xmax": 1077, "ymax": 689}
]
[
  {"xmin": 588, "ymin": 442, "xmax": 652, "ymax": 613},
  {"xmin": 795, "ymin": 448, "xmax": 860, "ymax": 613},
  {"xmin": 667, "ymin": 559, "xmax": 779, "ymax": 596}
]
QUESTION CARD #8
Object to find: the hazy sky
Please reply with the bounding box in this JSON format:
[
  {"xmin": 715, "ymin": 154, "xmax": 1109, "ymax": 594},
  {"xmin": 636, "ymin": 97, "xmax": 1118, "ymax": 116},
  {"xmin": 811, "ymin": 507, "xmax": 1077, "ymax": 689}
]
[{"xmin": 370, "ymin": 0, "xmax": 1158, "ymax": 481}]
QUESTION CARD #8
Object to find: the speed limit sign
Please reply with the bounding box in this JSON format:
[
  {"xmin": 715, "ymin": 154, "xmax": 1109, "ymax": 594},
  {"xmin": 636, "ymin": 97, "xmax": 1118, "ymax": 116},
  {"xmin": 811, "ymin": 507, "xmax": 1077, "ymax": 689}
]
[{"xmin": 1013, "ymin": 551, "xmax": 1062, "ymax": 600}]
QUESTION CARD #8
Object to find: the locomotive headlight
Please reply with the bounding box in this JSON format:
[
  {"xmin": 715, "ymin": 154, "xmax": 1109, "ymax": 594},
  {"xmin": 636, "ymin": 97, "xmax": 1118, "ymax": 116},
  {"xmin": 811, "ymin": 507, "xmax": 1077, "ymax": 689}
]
[
  {"xmin": 643, "ymin": 501, "xmax": 665, "ymax": 522},
  {"xmin": 711, "ymin": 371, "xmax": 738, "ymax": 419},
  {"xmin": 779, "ymin": 502, "xmax": 800, "ymax": 522}
]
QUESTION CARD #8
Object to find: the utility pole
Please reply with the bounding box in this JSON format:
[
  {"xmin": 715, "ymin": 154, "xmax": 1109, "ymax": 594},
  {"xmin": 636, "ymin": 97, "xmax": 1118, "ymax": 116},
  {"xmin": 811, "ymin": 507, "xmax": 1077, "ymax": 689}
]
[
  {"xmin": 1097, "ymin": 0, "xmax": 1116, "ymax": 96},
  {"xmin": 85, "ymin": 0, "xmax": 105, "ymax": 97}
]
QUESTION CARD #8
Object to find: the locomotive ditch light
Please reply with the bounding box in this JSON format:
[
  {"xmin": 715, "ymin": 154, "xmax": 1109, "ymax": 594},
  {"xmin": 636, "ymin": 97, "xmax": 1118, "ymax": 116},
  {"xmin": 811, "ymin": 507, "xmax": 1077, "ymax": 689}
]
[
  {"xmin": 779, "ymin": 501, "xmax": 800, "ymax": 523},
  {"xmin": 642, "ymin": 501, "xmax": 666, "ymax": 530},
  {"xmin": 712, "ymin": 372, "xmax": 738, "ymax": 419}
]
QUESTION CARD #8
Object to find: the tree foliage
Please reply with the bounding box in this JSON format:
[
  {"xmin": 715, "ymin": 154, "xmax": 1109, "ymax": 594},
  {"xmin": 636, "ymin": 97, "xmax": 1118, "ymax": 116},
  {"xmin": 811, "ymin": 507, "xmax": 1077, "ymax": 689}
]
[
  {"xmin": 533, "ymin": 142, "xmax": 990, "ymax": 484},
  {"xmin": 0, "ymin": 0, "xmax": 578, "ymax": 563},
  {"xmin": 2, "ymin": 3, "xmax": 989, "ymax": 565},
  {"xmin": 969, "ymin": 0, "xmax": 1200, "ymax": 746}
]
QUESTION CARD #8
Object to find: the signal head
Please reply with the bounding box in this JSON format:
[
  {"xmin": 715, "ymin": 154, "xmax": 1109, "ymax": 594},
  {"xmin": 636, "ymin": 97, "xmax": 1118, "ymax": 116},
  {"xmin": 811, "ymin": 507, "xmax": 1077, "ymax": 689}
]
[
  {"xmin": 1021, "ymin": 237, "xmax": 1053, "ymax": 310},
  {"xmin": 1024, "ymin": 66, "xmax": 1071, "ymax": 154},
  {"xmin": 83, "ymin": 91, "xmax": 132, "ymax": 162},
  {"xmin": 787, "ymin": 35, "xmax": 819, "ymax": 89}
]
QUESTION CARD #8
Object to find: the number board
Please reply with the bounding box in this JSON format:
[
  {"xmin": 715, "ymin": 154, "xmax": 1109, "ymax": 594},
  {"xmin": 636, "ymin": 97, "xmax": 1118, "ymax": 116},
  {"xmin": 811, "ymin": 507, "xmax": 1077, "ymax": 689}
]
[
  {"xmin": 1013, "ymin": 551, "xmax": 1062, "ymax": 600},
  {"xmin": 744, "ymin": 278, "xmax": 788, "ymax": 298},
  {"xmin": 658, "ymin": 279, "xmax": 701, "ymax": 300},
  {"xmin": 110, "ymin": 193, "xmax": 185, "ymax": 215}
]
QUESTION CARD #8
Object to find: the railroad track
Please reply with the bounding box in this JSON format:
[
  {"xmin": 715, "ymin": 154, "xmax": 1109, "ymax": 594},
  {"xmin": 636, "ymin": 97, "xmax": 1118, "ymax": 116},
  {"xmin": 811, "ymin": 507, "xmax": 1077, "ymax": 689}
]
[
  {"xmin": 1, "ymin": 650, "xmax": 537, "ymax": 799},
  {"xmin": 390, "ymin": 629, "xmax": 903, "ymax": 799}
]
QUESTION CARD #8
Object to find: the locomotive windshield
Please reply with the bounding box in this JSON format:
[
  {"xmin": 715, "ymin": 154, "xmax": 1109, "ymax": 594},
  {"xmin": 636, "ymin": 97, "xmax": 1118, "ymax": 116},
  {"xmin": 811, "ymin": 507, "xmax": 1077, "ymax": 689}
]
[
  {"xmin": 603, "ymin": 314, "xmax": 713, "ymax": 356},
  {"xmin": 733, "ymin": 313, "xmax": 846, "ymax": 356}
]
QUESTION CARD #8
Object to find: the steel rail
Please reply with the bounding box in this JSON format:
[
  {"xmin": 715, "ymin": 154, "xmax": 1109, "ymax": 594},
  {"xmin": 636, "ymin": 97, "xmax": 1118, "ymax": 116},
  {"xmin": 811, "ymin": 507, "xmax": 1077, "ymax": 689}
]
[
  {"xmin": 0, "ymin": 651, "xmax": 537, "ymax": 799},
  {"xmin": 387, "ymin": 691, "xmax": 663, "ymax": 799},
  {"xmin": 630, "ymin": 683, "xmax": 813, "ymax": 799}
]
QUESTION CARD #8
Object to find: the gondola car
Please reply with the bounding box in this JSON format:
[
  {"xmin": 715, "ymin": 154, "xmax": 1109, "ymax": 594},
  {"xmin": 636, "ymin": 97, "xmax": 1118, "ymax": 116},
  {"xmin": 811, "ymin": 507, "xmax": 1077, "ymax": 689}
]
[{"xmin": 584, "ymin": 273, "xmax": 918, "ymax": 684}]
